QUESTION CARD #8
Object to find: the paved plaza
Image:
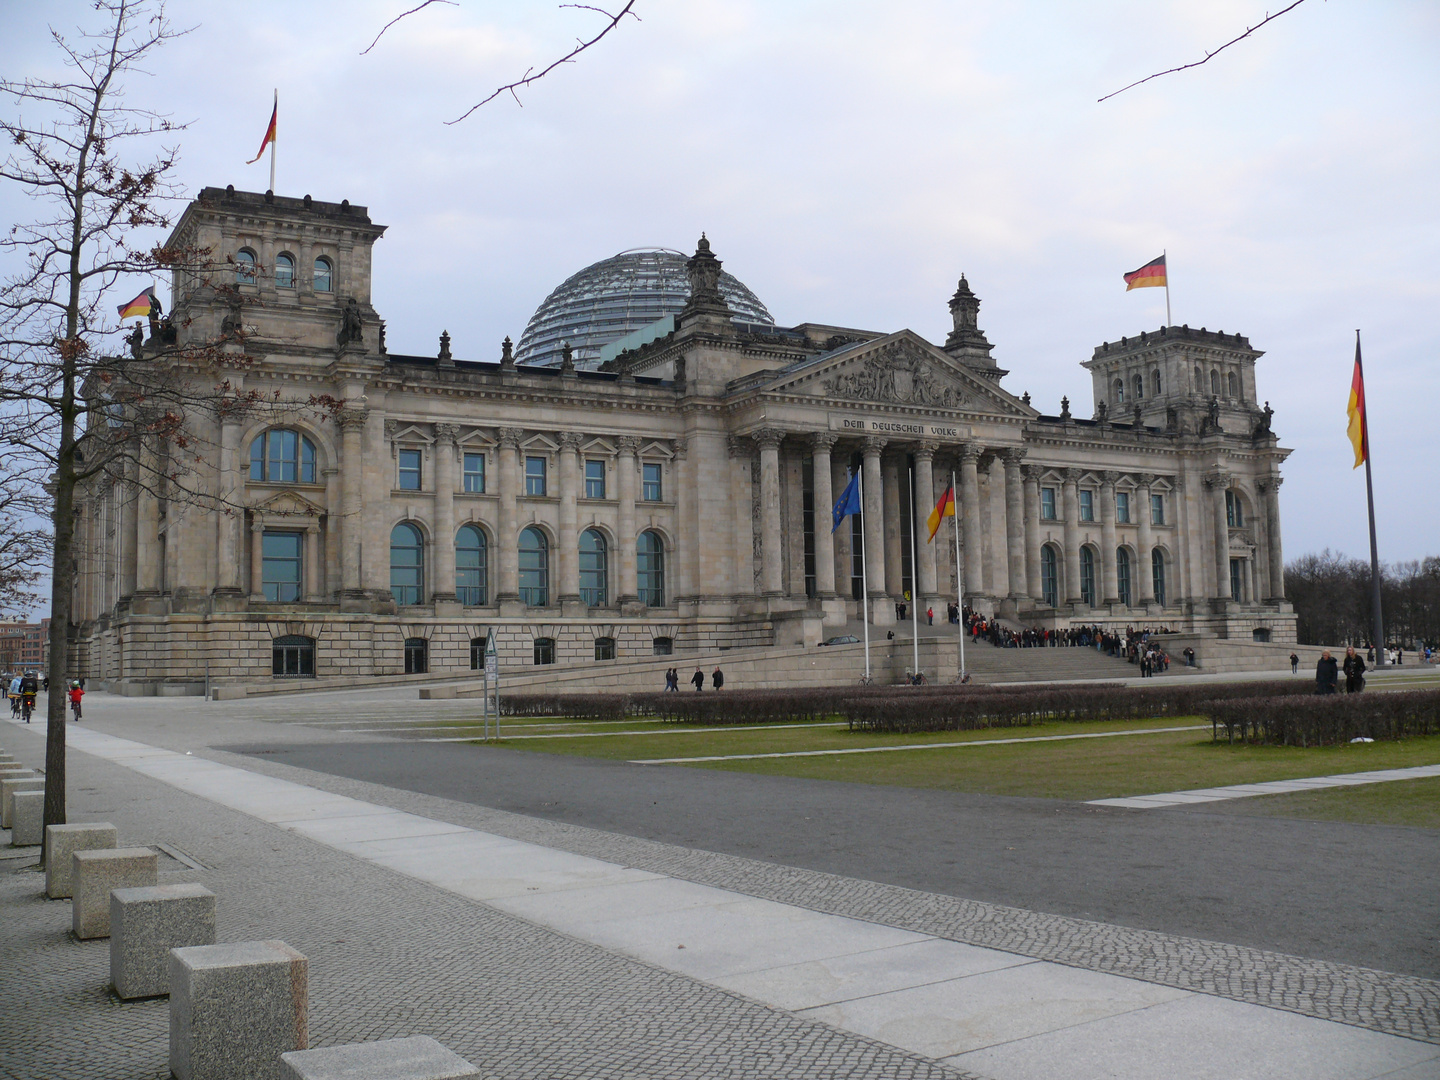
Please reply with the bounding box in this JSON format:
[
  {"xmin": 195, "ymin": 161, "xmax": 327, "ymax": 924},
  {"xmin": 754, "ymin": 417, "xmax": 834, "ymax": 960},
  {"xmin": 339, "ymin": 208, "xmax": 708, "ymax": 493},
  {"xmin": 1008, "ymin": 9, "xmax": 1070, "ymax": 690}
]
[{"xmin": 2, "ymin": 690, "xmax": 1438, "ymax": 1080}]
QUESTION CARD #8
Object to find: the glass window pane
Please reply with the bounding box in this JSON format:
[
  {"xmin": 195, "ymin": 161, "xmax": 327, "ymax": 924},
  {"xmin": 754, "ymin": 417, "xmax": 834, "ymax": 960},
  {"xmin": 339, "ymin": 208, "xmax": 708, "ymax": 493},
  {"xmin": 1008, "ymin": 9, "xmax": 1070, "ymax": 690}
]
[
  {"xmin": 1116, "ymin": 492, "xmax": 1129, "ymax": 523},
  {"xmin": 314, "ymin": 257, "xmax": 332, "ymax": 293},
  {"xmin": 642, "ymin": 462, "xmax": 662, "ymax": 501},
  {"xmin": 300, "ymin": 438, "xmax": 316, "ymax": 484},
  {"xmin": 463, "ymin": 453, "xmax": 485, "ymax": 493},
  {"xmin": 1080, "ymin": 547, "xmax": 1095, "ymax": 606},
  {"xmin": 456, "ymin": 525, "xmax": 487, "ymax": 606},
  {"xmin": 398, "ymin": 449, "xmax": 421, "ymax": 490},
  {"xmin": 519, "ymin": 526, "xmax": 548, "ymax": 606},
  {"xmin": 637, "ymin": 530, "xmax": 664, "ymax": 607},
  {"xmin": 579, "ymin": 528, "xmax": 607, "ymax": 606},
  {"xmin": 261, "ymin": 531, "xmax": 303, "ymax": 602},
  {"xmin": 390, "ymin": 523, "xmax": 424, "ymax": 605},
  {"xmin": 525, "ymin": 456, "xmax": 547, "ymax": 496},
  {"xmin": 584, "ymin": 460, "xmax": 605, "ymax": 499},
  {"xmin": 1079, "ymin": 490, "xmax": 1094, "ymax": 522},
  {"xmin": 1117, "ymin": 548, "xmax": 1131, "ymax": 606},
  {"xmin": 1151, "ymin": 494, "xmax": 1164, "ymax": 525},
  {"xmin": 1152, "ymin": 549, "xmax": 1166, "ymax": 607},
  {"xmin": 236, "ymin": 249, "xmax": 256, "ymax": 284},
  {"xmin": 250, "ymin": 437, "xmax": 264, "ymax": 481},
  {"xmin": 1040, "ymin": 488, "xmax": 1055, "ymax": 520},
  {"xmin": 275, "ymin": 253, "xmax": 295, "ymax": 288}
]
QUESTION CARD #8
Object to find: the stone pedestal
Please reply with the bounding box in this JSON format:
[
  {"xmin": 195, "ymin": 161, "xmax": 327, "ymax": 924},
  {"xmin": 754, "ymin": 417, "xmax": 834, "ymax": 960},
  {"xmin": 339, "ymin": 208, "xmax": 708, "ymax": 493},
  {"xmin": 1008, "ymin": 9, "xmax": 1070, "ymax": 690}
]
[
  {"xmin": 1, "ymin": 776, "xmax": 44, "ymax": 828},
  {"xmin": 72, "ymin": 847, "xmax": 158, "ymax": 939},
  {"xmin": 10, "ymin": 790, "xmax": 43, "ymax": 846},
  {"xmin": 281, "ymin": 1036, "xmax": 479, "ymax": 1080},
  {"xmin": 46, "ymin": 823, "xmax": 119, "ymax": 899},
  {"xmin": 170, "ymin": 940, "xmax": 308, "ymax": 1080},
  {"xmin": 111, "ymin": 883, "xmax": 217, "ymax": 999}
]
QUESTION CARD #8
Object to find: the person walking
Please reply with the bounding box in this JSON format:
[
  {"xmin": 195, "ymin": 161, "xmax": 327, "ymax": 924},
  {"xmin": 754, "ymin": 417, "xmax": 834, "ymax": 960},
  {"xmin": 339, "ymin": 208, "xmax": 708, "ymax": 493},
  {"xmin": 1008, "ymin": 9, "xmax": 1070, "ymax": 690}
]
[
  {"xmin": 926, "ymin": 606, "xmax": 934, "ymax": 626},
  {"xmin": 711, "ymin": 666, "xmax": 724, "ymax": 691},
  {"xmin": 1290, "ymin": 652, "xmax": 1299, "ymax": 675},
  {"xmin": 68, "ymin": 680, "xmax": 84, "ymax": 720},
  {"xmin": 1342, "ymin": 646, "xmax": 1366, "ymax": 693},
  {"xmin": 691, "ymin": 668, "xmax": 705, "ymax": 691},
  {"xmin": 1314, "ymin": 650, "xmax": 1339, "ymax": 695}
]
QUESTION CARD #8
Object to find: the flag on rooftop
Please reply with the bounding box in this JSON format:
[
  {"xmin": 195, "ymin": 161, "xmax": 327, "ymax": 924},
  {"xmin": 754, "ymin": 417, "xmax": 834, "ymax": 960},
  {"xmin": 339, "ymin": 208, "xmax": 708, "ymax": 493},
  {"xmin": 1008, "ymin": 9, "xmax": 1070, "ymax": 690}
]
[
  {"xmin": 1123, "ymin": 255, "xmax": 1167, "ymax": 290},
  {"xmin": 247, "ymin": 92, "xmax": 277, "ymax": 165},
  {"xmin": 116, "ymin": 286, "xmax": 159, "ymax": 320}
]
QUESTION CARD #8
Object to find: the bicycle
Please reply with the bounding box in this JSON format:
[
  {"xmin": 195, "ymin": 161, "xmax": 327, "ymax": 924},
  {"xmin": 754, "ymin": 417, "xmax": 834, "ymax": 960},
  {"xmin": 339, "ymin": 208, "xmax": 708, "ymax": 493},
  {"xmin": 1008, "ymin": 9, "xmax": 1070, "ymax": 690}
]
[
  {"xmin": 21, "ymin": 695, "xmax": 33, "ymax": 723},
  {"xmin": 70, "ymin": 696, "xmax": 81, "ymax": 722}
]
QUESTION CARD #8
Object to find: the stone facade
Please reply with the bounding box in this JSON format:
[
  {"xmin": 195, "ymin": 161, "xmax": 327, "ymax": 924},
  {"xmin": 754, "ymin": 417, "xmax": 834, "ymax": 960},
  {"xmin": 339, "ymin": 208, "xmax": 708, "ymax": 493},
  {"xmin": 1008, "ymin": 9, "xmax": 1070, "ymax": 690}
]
[{"xmin": 72, "ymin": 186, "xmax": 1294, "ymax": 694}]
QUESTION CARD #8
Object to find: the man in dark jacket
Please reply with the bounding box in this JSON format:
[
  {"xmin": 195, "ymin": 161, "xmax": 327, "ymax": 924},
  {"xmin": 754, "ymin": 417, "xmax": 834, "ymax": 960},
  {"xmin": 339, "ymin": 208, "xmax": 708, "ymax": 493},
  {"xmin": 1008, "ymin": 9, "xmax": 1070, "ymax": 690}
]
[
  {"xmin": 1342, "ymin": 646, "xmax": 1366, "ymax": 693},
  {"xmin": 691, "ymin": 668, "xmax": 705, "ymax": 691},
  {"xmin": 712, "ymin": 667, "xmax": 724, "ymax": 690},
  {"xmin": 1315, "ymin": 650, "xmax": 1339, "ymax": 695}
]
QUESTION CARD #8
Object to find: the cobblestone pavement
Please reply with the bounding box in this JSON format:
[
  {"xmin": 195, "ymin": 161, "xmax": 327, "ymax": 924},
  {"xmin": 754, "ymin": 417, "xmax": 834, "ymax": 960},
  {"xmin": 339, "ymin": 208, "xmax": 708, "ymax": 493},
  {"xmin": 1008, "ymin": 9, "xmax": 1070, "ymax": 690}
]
[{"xmin": 0, "ymin": 721, "xmax": 979, "ymax": 1080}]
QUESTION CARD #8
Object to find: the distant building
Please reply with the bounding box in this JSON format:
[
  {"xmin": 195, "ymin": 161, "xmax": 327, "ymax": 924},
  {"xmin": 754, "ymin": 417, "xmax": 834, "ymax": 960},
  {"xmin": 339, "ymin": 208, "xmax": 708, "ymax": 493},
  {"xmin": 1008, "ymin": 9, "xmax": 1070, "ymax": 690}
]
[
  {"xmin": 0, "ymin": 619, "xmax": 48, "ymax": 672},
  {"xmin": 72, "ymin": 186, "xmax": 1294, "ymax": 694}
]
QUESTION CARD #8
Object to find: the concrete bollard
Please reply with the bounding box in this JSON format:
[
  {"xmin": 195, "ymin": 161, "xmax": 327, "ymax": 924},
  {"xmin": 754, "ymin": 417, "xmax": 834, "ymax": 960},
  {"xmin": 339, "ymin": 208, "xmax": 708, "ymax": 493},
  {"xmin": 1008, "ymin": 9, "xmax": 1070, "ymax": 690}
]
[
  {"xmin": 45, "ymin": 822, "xmax": 118, "ymax": 899},
  {"xmin": 170, "ymin": 940, "xmax": 308, "ymax": 1080},
  {"xmin": 281, "ymin": 1036, "xmax": 480, "ymax": 1080},
  {"xmin": 72, "ymin": 848, "xmax": 158, "ymax": 939},
  {"xmin": 11, "ymin": 790, "xmax": 44, "ymax": 846},
  {"xmin": 111, "ymin": 884, "xmax": 216, "ymax": 999},
  {"xmin": 2, "ymin": 776, "xmax": 44, "ymax": 828}
]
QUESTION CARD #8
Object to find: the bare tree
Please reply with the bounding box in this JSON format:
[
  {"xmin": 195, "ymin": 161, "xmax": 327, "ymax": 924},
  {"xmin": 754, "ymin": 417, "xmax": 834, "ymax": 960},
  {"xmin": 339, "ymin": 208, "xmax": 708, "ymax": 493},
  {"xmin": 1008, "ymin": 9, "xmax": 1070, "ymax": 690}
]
[{"xmin": 0, "ymin": 476, "xmax": 50, "ymax": 618}]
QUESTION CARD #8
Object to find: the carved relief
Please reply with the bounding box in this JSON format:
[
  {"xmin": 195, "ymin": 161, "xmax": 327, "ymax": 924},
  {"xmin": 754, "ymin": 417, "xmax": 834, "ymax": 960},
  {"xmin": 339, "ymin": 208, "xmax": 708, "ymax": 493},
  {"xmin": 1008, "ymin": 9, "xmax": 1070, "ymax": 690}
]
[{"xmin": 821, "ymin": 347, "xmax": 968, "ymax": 409}]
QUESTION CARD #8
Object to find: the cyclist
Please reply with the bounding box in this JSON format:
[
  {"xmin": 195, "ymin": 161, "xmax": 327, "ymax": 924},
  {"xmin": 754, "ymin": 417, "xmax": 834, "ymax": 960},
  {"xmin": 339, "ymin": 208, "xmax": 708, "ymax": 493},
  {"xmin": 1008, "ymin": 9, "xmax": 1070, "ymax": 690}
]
[
  {"xmin": 68, "ymin": 681, "xmax": 84, "ymax": 722},
  {"xmin": 20, "ymin": 672, "xmax": 38, "ymax": 723},
  {"xmin": 7, "ymin": 673, "xmax": 20, "ymax": 718}
]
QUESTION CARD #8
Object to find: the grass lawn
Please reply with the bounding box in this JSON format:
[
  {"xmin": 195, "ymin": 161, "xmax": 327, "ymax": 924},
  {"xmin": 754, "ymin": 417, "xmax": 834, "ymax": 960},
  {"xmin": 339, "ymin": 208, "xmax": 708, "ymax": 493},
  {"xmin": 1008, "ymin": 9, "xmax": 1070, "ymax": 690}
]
[{"xmin": 1220, "ymin": 776, "xmax": 1440, "ymax": 830}]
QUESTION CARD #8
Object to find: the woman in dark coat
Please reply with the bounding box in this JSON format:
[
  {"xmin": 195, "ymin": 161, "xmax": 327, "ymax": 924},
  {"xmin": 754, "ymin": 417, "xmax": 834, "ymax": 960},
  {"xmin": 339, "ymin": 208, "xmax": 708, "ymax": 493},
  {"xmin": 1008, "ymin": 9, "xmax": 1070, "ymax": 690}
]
[
  {"xmin": 1314, "ymin": 650, "xmax": 1339, "ymax": 695},
  {"xmin": 1342, "ymin": 647, "xmax": 1366, "ymax": 693}
]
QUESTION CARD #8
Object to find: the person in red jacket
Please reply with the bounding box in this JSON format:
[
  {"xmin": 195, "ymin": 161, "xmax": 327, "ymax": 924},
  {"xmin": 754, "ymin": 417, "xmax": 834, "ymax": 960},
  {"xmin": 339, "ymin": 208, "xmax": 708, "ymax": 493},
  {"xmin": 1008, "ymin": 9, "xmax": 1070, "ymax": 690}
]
[{"xmin": 68, "ymin": 682, "xmax": 84, "ymax": 721}]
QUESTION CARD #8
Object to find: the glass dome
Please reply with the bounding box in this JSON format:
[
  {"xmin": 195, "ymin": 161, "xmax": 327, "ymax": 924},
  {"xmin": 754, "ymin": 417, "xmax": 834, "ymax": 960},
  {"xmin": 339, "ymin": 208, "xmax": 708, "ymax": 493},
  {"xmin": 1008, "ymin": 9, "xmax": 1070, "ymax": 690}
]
[{"xmin": 515, "ymin": 247, "xmax": 774, "ymax": 369}]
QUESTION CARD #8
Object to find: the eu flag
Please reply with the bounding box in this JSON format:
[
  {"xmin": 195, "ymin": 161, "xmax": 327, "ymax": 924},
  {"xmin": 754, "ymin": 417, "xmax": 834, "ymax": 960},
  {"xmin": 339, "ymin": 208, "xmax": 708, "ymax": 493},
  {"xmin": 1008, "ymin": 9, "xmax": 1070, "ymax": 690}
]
[{"xmin": 832, "ymin": 471, "xmax": 861, "ymax": 532}]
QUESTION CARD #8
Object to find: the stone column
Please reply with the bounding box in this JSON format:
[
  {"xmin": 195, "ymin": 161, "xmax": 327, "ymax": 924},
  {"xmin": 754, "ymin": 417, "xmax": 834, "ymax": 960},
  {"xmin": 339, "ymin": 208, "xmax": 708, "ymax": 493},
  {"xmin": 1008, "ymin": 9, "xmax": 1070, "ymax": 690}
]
[
  {"xmin": 811, "ymin": 434, "xmax": 838, "ymax": 598},
  {"xmin": 617, "ymin": 436, "xmax": 639, "ymax": 603},
  {"xmin": 1100, "ymin": 470, "xmax": 1119, "ymax": 605},
  {"xmin": 431, "ymin": 424, "xmax": 459, "ymax": 603},
  {"xmin": 672, "ymin": 438, "xmax": 692, "ymax": 601},
  {"xmin": 496, "ymin": 427, "xmax": 522, "ymax": 602},
  {"xmin": 557, "ymin": 432, "xmax": 582, "ymax": 604},
  {"xmin": 881, "ymin": 455, "xmax": 903, "ymax": 599},
  {"xmin": 1022, "ymin": 464, "xmax": 1042, "ymax": 603},
  {"xmin": 959, "ymin": 444, "xmax": 984, "ymax": 595},
  {"xmin": 216, "ymin": 418, "xmax": 244, "ymax": 594},
  {"xmin": 337, "ymin": 407, "xmax": 367, "ymax": 596},
  {"xmin": 119, "ymin": 453, "xmax": 138, "ymax": 599},
  {"xmin": 1136, "ymin": 474, "xmax": 1156, "ymax": 603},
  {"xmin": 1207, "ymin": 471, "xmax": 1232, "ymax": 600},
  {"xmin": 1003, "ymin": 449, "xmax": 1027, "ymax": 604},
  {"xmin": 911, "ymin": 442, "xmax": 939, "ymax": 603},
  {"xmin": 1262, "ymin": 475, "xmax": 1285, "ymax": 600},
  {"xmin": 304, "ymin": 524, "xmax": 321, "ymax": 601},
  {"xmin": 249, "ymin": 519, "xmax": 265, "ymax": 601},
  {"xmin": 861, "ymin": 437, "xmax": 888, "ymax": 600},
  {"xmin": 134, "ymin": 437, "xmax": 161, "ymax": 595},
  {"xmin": 1062, "ymin": 468, "xmax": 1082, "ymax": 604},
  {"xmin": 753, "ymin": 429, "xmax": 784, "ymax": 597},
  {"xmin": 832, "ymin": 451, "xmax": 853, "ymax": 597}
]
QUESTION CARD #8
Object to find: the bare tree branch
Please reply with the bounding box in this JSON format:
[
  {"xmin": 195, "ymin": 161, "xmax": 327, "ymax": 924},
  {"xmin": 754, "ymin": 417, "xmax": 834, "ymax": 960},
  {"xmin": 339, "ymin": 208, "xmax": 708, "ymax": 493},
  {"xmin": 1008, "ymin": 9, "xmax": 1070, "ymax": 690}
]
[
  {"xmin": 447, "ymin": 1, "xmax": 639, "ymax": 124},
  {"xmin": 360, "ymin": 0, "xmax": 457, "ymax": 56},
  {"xmin": 1098, "ymin": 0, "xmax": 1310, "ymax": 103}
]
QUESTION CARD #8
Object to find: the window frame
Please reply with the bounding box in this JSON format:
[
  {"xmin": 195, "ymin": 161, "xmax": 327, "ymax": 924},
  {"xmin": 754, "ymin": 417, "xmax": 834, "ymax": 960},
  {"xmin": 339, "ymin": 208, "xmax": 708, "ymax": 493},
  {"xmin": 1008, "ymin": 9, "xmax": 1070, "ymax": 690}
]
[
  {"xmin": 637, "ymin": 529, "xmax": 665, "ymax": 607},
  {"xmin": 1150, "ymin": 493, "xmax": 1165, "ymax": 526},
  {"xmin": 642, "ymin": 462, "xmax": 663, "ymax": 502},
  {"xmin": 584, "ymin": 459, "xmax": 606, "ymax": 499},
  {"xmin": 524, "ymin": 455, "xmax": 548, "ymax": 497},
  {"xmin": 519, "ymin": 526, "xmax": 549, "ymax": 607},
  {"xmin": 403, "ymin": 637, "xmax": 428, "ymax": 675},
  {"xmin": 1040, "ymin": 487, "xmax": 1057, "ymax": 521},
  {"xmin": 313, "ymin": 255, "xmax": 333, "ymax": 293},
  {"xmin": 578, "ymin": 528, "xmax": 608, "ymax": 607},
  {"xmin": 1116, "ymin": 547, "xmax": 1132, "ymax": 607},
  {"xmin": 249, "ymin": 429, "xmax": 317, "ymax": 485},
  {"xmin": 462, "ymin": 452, "xmax": 486, "ymax": 494},
  {"xmin": 1152, "ymin": 548, "xmax": 1167, "ymax": 607},
  {"xmin": 235, "ymin": 248, "xmax": 257, "ymax": 285},
  {"xmin": 397, "ymin": 448, "xmax": 422, "ymax": 491},
  {"xmin": 1115, "ymin": 491, "xmax": 1130, "ymax": 524},
  {"xmin": 455, "ymin": 524, "xmax": 488, "ymax": 607},
  {"xmin": 275, "ymin": 252, "xmax": 295, "ymax": 289},
  {"xmin": 272, "ymin": 634, "xmax": 315, "ymax": 677},
  {"xmin": 470, "ymin": 637, "xmax": 486, "ymax": 670},
  {"xmin": 1079, "ymin": 546, "xmax": 1096, "ymax": 606},
  {"xmin": 1078, "ymin": 489, "xmax": 1095, "ymax": 522},
  {"xmin": 594, "ymin": 637, "xmax": 616, "ymax": 661},
  {"xmin": 1226, "ymin": 490, "xmax": 1243, "ymax": 528},
  {"xmin": 533, "ymin": 637, "xmax": 556, "ymax": 665},
  {"xmin": 1040, "ymin": 545, "xmax": 1058, "ymax": 607},
  {"xmin": 652, "ymin": 636, "xmax": 674, "ymax": 656},
  {"xmin": 389, "ymin": 522, "xmax": 425, "ymax": 606},
  {"xmin": 1132, "ymin": 373, "xmax": 1144, "ymax": 400},
  {"xmin": 260, "ymin": 530, "xmax": 304, "ymax": 602}
]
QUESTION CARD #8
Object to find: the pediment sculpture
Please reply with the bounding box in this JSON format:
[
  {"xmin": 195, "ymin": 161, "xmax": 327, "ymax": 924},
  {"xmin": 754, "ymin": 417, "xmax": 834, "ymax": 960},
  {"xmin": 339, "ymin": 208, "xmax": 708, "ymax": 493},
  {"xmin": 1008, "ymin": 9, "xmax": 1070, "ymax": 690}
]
[
  {"xmin": 255, "ymin": 489, "xmax": 324, "ymax": 518},
  {"xmin": 820, "ymin": 348, "xmax": 968, "ymax": 409}
]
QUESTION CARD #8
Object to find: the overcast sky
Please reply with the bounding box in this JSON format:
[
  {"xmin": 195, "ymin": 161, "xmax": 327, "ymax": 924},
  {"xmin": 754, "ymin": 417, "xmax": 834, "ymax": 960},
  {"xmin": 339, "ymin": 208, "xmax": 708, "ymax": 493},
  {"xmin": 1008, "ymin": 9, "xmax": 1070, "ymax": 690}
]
[{"xmin": 2, "ymin": 0, "xmax": 1437, "ymax": 608}]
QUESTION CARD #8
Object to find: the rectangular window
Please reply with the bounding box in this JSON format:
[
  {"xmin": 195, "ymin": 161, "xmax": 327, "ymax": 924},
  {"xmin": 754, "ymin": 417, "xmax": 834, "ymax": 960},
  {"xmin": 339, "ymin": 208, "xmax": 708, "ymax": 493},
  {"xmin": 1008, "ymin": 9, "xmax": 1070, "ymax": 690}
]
[
  {"xmin": 261, "ymin": 531, "xmax": 303, "ymax": 602},
  {"xmin": 642, "ymin": 462, "xmax": 662, "ymax": 502},
  {"xmin": 1151, "ymin": 493, "xmax": 1165, "ymax": 525},
  {"xmin": 525, "ymin": 456, "xmax": 547, "ymax": 496},
  {"xmin": 1230, "ymin": 558, "xmax": 1243, "ymax": 601},
  {"xmin": 584, "ymin": 459, "xmax": 606, "ymax": 499},
  {"xmin": 398, "ymin": 449, "xmax": 422, "ymax": 491},
  {"xmin": 1115, "ymin": 492, "xmax": 1130, "ymax": 524},
  {"xmin": 463, "ymin": 452, "xmax": 485, "ymax": 493},
  {"xmin": 1040, "ymin": 487, "xmax": 1057, "ymax": 521},
  {"xmin": 1079, "ymin": 490, "xmax": 1094, "ymax": 522}
]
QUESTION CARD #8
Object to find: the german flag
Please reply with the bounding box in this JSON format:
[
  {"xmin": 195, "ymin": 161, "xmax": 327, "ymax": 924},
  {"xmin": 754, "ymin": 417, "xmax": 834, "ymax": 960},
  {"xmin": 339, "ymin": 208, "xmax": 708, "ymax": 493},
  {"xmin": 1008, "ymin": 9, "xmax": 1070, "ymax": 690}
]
[
  {"xmin": 1346, "ymin": 336, "xmax": 1367, "ymax": 469},
  {"xmin": 1123, "ymin": 255, "xmax": 1167, "ymax": 291},
  {"xmin": 926, "ymin": 484, "xmax": 955, "ymax": 543},
  {"xmin": 247, "ymin": 92, "xmax": 277, "ymax": 165},
  {"xmin": 116, "ymin": 286, "xmax": 159, "ymax": 320}
]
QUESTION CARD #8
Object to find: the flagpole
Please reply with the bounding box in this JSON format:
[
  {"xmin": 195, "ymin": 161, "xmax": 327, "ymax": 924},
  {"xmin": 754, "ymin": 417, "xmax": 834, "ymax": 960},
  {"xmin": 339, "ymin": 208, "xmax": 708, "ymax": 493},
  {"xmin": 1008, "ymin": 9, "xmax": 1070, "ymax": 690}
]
[
  {"xmin": 269, "ymin": 89, "xmax": 277, "ymax": 193},
  {"xmin": 952, "ymin": 469, "xmax": 965, "ymax": 681},
  {"xmin": 858, "ymin": 469, "xmax": 871, "ymax": 683},
  {"xmin": 1357, "ymin": 331, "xmax": 1386, "ymax": 666},
  {"xmin": 1164, "ymin": 249, "xmax": 1171, "ymax": 328},
  {"xmin": 908, "ymin": 466, "xmax": 920, "ymax": 682}
]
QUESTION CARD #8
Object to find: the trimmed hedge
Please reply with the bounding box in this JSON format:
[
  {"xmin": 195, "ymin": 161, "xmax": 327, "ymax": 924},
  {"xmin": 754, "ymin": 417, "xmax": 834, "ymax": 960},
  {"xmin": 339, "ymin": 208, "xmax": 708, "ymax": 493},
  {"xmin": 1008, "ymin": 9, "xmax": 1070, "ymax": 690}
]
[{"xmin": 1206, "ymin": 689, "xmax": 1440, "ymax": 746}]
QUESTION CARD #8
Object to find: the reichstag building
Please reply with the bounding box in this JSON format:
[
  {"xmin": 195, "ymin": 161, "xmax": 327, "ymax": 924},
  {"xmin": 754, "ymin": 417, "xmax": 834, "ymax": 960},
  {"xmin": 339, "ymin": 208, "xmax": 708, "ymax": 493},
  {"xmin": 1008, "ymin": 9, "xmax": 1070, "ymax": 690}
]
[{"xmin": 73, "ymin": 187, "xmax": 1295, "ymax": 693}]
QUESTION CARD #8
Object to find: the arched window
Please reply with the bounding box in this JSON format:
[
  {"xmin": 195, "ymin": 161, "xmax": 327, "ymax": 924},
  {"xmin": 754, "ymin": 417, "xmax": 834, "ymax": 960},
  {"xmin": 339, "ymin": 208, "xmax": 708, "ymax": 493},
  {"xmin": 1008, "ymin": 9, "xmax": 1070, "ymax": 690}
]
[
  {"xmin": 1226, "ymin": 490, "xmax": 1244, "ymax": 528},
  {"xmin": 1040, "ymin": 545, "xmax": 1058, "ymax": 608},
  {"xmin": 519, "ymin": 526, "xmax": 548, "ymax": 607},
  {"xmin": 533, "ymin": 637, "xmax": 555, "ymax": 665},
  {"xmin": 235, "ymin": 248, "xmax": 256, "ymax": 284},
  {"xmin": 1114, "ymin": 378, "xmax": 1125, "ymax": 404},
  {"xmin": 1152, "ymin": 548, "xmax": 1167, "ymax": 607},
  {"xmin": 1079, "ymin": 546, "xmax": 1096, "ymax": 606},
  {"xmin": 1151, "ymin": 369, "xmax": 1162, "ymax": 396},
  {"xmin": 1227, "ymin": 371, "xmax": 1240, "ymax": 398},
  {"xmin": 1210, "ymin": 369, "xmax": 1220, "ymax": 396},
  {"xmin": 1116, "ymin": 547, "xmax": 1132, "ymax": 607},
  {"xmin": 1194, "ymin": 365, "xmax": 1202, "ymax": 391},
  {"xmin": 456, "ymin": 525, "xmax": 487, "ymax": 606},
  {"xmin": 1132, "ymin": 374, "xmax": 1144, "ymax": 401},
  {"xmin": 579, "ymin": 528, "xmax": 608, "ymax": 606},
  {"xmin": 637, "ymin": 530, "xmax": 665, "ymax": 607},
  {"xmin": 275, "ymin": 252, "xmax": 295, "ymax": 288},
  {"xmin": 313, "ymin": 256, "xmax": 333, "ymax": 293},
  {"xmin": 272, "ymin": 635, "xmax": 315, "ymax": 677},
  {"xmin": 594, "ymin": 637, "xmax": 615, "ymax": 661},
  {"xmin": 249, "ymin": 429, "xmax": 317, "ymax": 484},
  {"xmin": 390, "ymin": 523, "xmax": 424, "ymax": 605},
  {"xmin": 403, "ymin": 637, "xmax": 428, "ymax": 674}
]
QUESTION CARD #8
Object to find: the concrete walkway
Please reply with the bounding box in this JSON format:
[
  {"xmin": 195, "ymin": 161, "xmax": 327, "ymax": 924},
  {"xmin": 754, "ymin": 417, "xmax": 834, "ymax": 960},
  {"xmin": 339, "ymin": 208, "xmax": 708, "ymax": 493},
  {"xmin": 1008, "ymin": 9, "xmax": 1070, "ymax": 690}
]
[
  {"xmin": 1089, "ymin": 763, "xmax": 1440, "ymax": 809},
  {"xmin": 4, "ymin": 709, "xmax": 1437, "ymax": 1080}
]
